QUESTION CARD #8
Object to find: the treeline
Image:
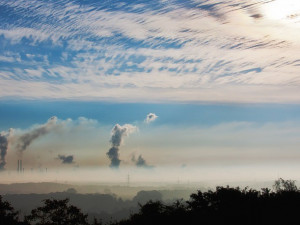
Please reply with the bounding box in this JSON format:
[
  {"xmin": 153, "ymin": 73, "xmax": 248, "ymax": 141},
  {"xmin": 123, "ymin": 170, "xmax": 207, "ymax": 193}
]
[{"xmin": 1, "ymin": 178, "xmax": 300, "ymax": 225}]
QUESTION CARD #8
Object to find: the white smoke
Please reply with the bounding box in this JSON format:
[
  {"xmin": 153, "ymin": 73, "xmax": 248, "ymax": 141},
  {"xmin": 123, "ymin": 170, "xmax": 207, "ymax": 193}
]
[{"xmin": 145, "ymin": 113, "xmax": 158, "ymax": 124}]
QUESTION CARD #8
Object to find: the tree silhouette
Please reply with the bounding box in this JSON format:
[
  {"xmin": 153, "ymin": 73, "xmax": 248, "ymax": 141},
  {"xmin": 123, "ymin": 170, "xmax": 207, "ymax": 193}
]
[
  {"xmin": 273, "ymin": 178, "xmax": 298, "ymax": 192},
  {"xmin": 1, "ymin": 178, "xmax": 300, "ymax": 225},
  {"xmin": 91, "ymin": 218, "xmax": 102, "ymax": 225},
  {"xmin": 0, "ymin": 195, "xmax": 20, "ymax": 225},
  {"xmin": 25, "ymin": 198, "xmax": 89, "ymax": 225},
  {"xmin": 114, "ymin": 178, "xmax": 300, "ymax": 225}
]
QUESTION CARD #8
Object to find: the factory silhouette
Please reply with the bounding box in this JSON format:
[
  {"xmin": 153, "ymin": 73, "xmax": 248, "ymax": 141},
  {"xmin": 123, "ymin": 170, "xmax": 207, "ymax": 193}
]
[{"xmin": 16, "ymin": 159, "xmax": 48, "ymax": 174}]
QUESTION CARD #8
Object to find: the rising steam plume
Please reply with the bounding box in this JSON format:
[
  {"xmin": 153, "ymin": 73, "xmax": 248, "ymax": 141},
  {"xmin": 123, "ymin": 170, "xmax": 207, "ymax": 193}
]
[
  {"xmin": 145, "ymin": 113, "xmax": 158, "ymax": 124},
  {"xmin": 16, "ymin": 116, "xmax": 57, "ymax": 154},
  {"xmin": 0, "ymin": 130, "xmax": 10, "ymax": 170},
  {"xmin": 57, "ymin": 154, "xmax": 74, "ymax": 164},
  {"xmin": 107, "ymin": 124, "xmax": 137, "ymax": 168},
  {"xmin": 132, "ymin": 154, "xmax": 153, "ymax": 169},
  {"xmin": 0, "ymin": 116, "xmax": 57, "ymax": 170}
]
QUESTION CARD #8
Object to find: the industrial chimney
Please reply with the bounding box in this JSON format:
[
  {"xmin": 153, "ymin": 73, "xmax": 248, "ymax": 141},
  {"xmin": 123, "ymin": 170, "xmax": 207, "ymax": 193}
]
[{"xmin": 17, "ymin": 159, "xmax": 23, "ymax": 173}]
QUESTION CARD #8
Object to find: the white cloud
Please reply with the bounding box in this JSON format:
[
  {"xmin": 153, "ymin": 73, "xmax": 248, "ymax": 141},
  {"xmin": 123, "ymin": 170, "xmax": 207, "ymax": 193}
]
[
  {"xmin": 0, "ymin": 28, "xmax": 56, "ymax": 44},
  {"xmin": 0, "ymin": 55, "xmax": 16, "ymax": 63},
  {"xmin": 0, "ymin": 0, "xmax": 300, "ymax": 103}
]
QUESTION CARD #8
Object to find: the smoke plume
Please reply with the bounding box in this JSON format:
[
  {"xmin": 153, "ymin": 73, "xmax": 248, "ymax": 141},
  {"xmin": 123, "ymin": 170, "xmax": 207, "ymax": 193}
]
[
  {"xmin": 107, "ymin": 124, "xmax": 137, "ymax": 168},
  {"xmin": 16, "ymin": 116, "xmax": 57, "ymax": 153},
  {"xmin": 132, "ymin": 154, "xmax": 153, "ymax": 169},
  {"xmin": 57, "ymin": 154, "xmax": 74, "ymax": 164},
  {"xmin": 0, "ymin": 130, "xmax": 10, "ymax": 170},
  {"xmin": 145, "ymin": 113, "xmax": 158, "ymax": 124}
]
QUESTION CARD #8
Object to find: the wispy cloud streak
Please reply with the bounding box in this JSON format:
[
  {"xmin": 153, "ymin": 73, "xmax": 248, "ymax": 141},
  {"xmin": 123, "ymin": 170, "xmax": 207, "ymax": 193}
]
[{"xmin": 0, "ymin": 0, "xmax": 299, "ymax": 103}]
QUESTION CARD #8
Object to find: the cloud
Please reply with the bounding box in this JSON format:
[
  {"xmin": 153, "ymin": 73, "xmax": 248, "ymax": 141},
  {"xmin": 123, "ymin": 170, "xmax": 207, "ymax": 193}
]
[
  {"xmin": 145, "ymin": 113, "xmax": 158, "ymax": 124},
  {"xmin": 0, "ymin": 0, "xmax": 300, "ymax": 103},
  {"xmin": 106, "ymin": 124, "xmax": 137, "ymax": 168},
  {"xmin": 57, "ymin": 154, "xmax": 74, "ymax": 164}
]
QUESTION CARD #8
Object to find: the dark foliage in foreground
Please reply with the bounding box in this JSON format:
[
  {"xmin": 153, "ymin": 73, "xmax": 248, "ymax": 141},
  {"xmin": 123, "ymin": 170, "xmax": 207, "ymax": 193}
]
[
  {"xmin": 1, "ymin": 178, "xmax": 300, "ymax": 225},
  {"xmin": 0, "ymin": 195, "xmax": 20, "ymax": 225},
  {"xmin": 25, "ymin": 198, "xmax": 89, "ymax": 225},
  {"xmin": 114, "ymin": 178, "xmax": 300, "ymax": 225}
]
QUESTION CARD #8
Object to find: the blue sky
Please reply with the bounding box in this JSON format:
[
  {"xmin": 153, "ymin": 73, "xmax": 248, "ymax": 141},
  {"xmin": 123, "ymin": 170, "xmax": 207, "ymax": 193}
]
[
  {"xmin": 0, "ymin": 0, "xmax": 300, "ymax": 182},
  {"xmin": 0, "ymin": 0, "xmax": 300, "ymax": 102},
  {"xmin": 1, "ymin": 101, "xmax": 300, "ymax": 131}
]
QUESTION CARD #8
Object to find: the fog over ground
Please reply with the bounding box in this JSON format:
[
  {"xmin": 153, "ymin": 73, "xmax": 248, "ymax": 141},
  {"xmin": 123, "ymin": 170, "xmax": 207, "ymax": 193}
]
[{"xmin": 1, "ymin": 0, "xmax": 300, "ymax": 193}]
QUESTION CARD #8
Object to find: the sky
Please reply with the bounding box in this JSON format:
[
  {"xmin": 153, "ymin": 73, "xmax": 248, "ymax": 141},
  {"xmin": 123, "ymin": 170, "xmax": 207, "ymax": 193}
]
[{"xmin": 0, "ymin": 0, "xmax": 300, "ymax": 184}]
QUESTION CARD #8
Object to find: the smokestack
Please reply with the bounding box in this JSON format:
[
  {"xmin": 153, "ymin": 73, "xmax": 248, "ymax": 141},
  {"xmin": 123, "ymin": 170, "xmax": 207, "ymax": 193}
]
[
  {"xmin": 17, "ymin": 160, "xmax": 19, "ymax": 173},
  {"xmin": 20, "ymin": 160, "xmax": 22, "ymax": 173}
]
